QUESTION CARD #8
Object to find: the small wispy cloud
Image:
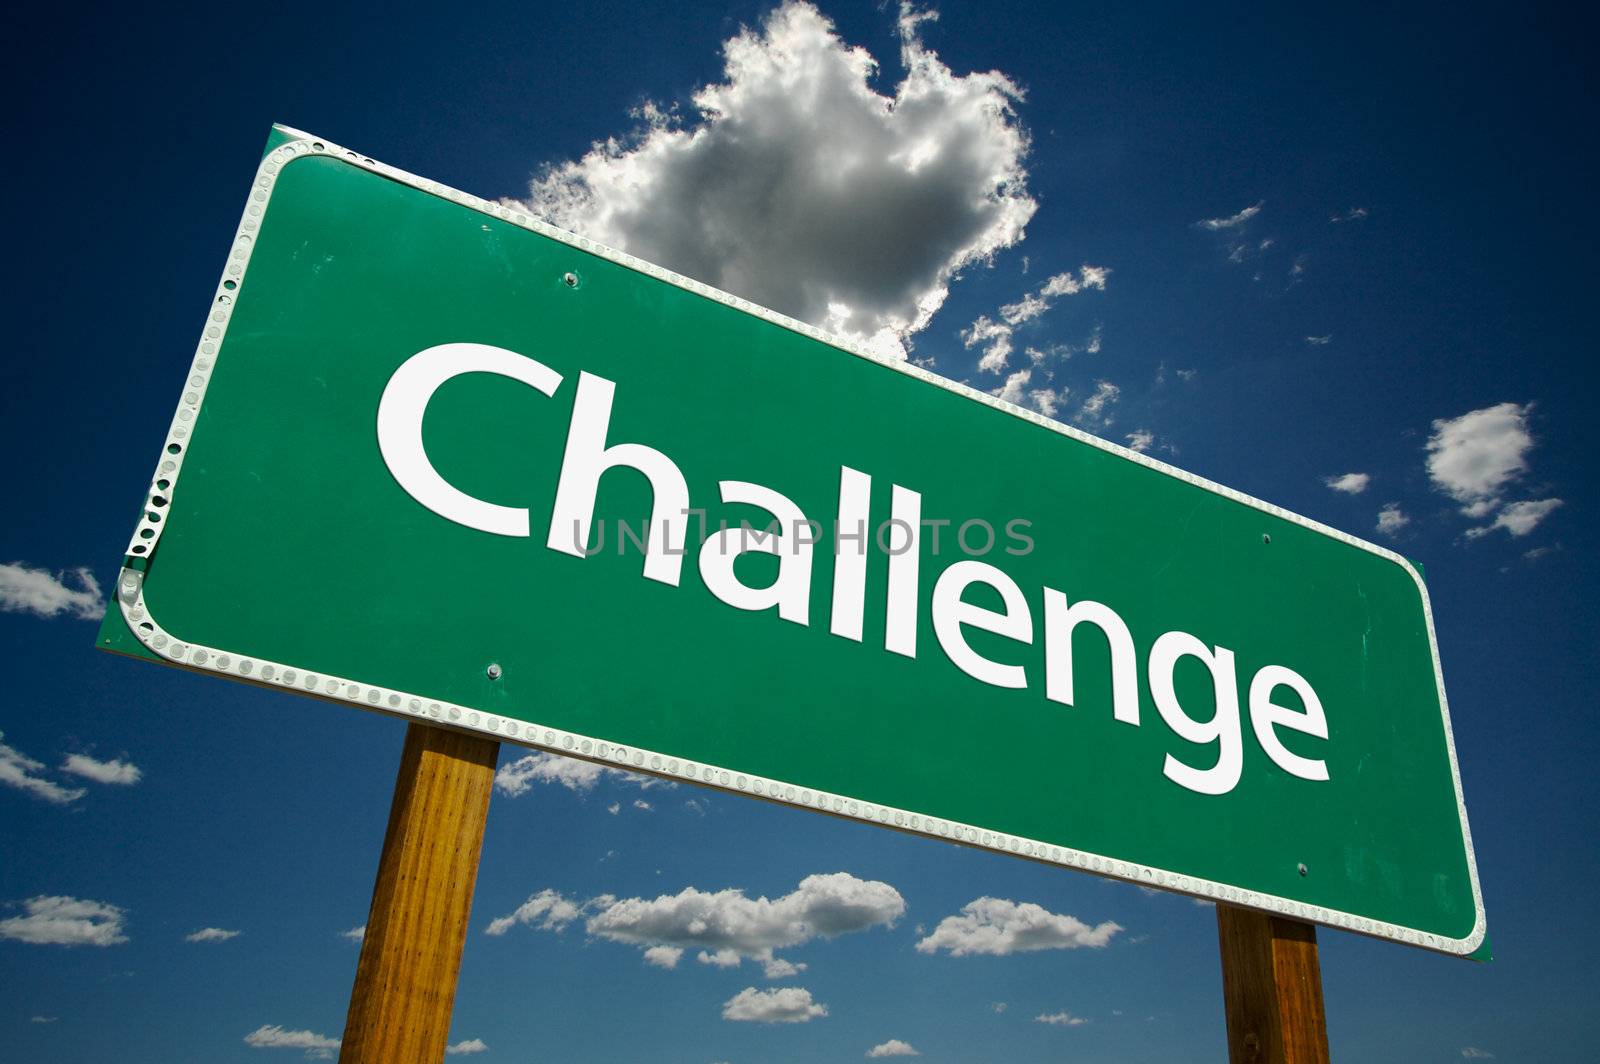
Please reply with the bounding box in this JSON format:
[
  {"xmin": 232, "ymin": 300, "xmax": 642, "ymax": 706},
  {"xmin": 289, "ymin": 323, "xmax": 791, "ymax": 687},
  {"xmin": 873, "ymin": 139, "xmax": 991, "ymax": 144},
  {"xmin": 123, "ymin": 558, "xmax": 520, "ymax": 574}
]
[
  {"xmin": 1304, "ymin": 334, "xmax": 1332, "ymax": 346},
  {"xmin": 1036, "ymin": 1010, "xmax": 1089, "ymax": 1026},
  {"xmin": 0, "ymin": 733, "xmax": 86, "ymax": 805},
  {"xmin": 0, "ymin": 563, "xmax": 103, "ymax": 621},
  {"xmin": 60, "ymin": 754, "xmax": 142, "ymax": 786},
  {"xmin": 1330, "ymin": 207, "xmax": 1369, "ymax": 223},
  {"xmin": 446, "ymin": 1038, "xmax": 489, "ymax": 1055},
  {"xmin": 1377, "ymin": 503, "xmax": 1410, "ymax": 537},
  {"xmin": 1323, "ymin": 472, "xmax": 1370, "ymax": 495},
  {"xmin": 244, "ymin": 1024, "xmax": 340, "ymax": 1060},
  {"xmin": 185, "ymin": 927, "xmax": 241, "ymax": 943},
  {"xmin": 339, "ymin": 925, "xmax": 365, "ymax": 943},
  {"xmin": 1196, "ymin": 200, "xmax": 1263, "ymax": 231},
  {"xmin": 494, "ymin": 751, "xmax": 667, "ymax": 798},
  {"xmin": 1076, "ymin": 381, "xmax": 1121, "ymax": 428},
  {"xmin": 1460, "ymin": 1049, "xmax": 1494, "ymax": 1060}
]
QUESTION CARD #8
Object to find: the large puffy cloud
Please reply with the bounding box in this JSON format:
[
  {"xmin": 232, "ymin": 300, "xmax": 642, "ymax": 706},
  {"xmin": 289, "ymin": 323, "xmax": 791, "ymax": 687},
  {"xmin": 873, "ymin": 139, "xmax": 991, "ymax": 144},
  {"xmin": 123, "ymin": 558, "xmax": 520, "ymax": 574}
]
[
  {"xmin": 585, "ymin": 872, "xmax": 903, "ymax": 962},
  {"xmin": 722, "ymin": 986, "xmax": 828, "ymax": 1023},
  {"xmin": 914, "ymin": 897, "xmax": 1121, "ymax": 956},
  {"xmin": 487, "ymin": 872, "xmax": 903, "ymax": 973},
  {"xmin": 0, "ymin": 563, "xmax": 102, "ymax": 620},
  {"xmin": 1426, "ymin": 402, "xmax": 1562, "ymax": 539},
  {"xmin": 520, "ymin": 1, "xmax": 1035, "ymax": 357},
  {"xmin": 1426, "ymin": 402, "xmax": 1534, "ymax": 516},
  {"xmin": 0, "ymin": 896, "xmax": 128, "ymax": 947}
]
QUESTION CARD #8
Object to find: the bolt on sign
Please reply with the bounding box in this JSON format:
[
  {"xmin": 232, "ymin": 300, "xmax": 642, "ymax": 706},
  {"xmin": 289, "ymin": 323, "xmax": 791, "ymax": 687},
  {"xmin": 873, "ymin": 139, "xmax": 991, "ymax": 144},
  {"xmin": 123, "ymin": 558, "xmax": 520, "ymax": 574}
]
[{"xmin": 100, "ymin": 126, "xmax": 1484, "ymax": 956}]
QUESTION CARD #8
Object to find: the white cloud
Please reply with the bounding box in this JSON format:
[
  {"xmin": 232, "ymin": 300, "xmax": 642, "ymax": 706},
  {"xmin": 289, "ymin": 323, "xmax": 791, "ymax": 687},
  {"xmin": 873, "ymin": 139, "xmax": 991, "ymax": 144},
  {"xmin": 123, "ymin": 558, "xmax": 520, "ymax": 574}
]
[
  {"xmin": 915, "ymin": 897, "xmax": 1121, "ymax": 956},
  {"xmin": 1323, "ymin": 472, "xmax": 1370, "ymax": 495},
  {"xmin": 963, "ymin": 315, "xmax": 1014, "ymax": 374},
  {"xmin": 0, "ymin": 563, "xmax": 103, "ymax": 621},
  {"xmin": 643, "ymin": 945, "xmax": 683, "ymax": 968},
  {"xmin": 1460, "ymin": 1049, "xmax": 1494, "ymax": 1060},
  {"xmin": 1426, "ymin": 402, "xmax": 1534, "ymax": 515},
  {"xmin": 991, "ymin": 1001, "xmax": 1008, "ymax": 1013},
  {"xmin": 1077, "ymin": 380, "xmax": 1120, "ymax": 426},
  {"xmin": 1196, "ymin": 201, "xmax": 1263, "ymax": 230},
  {"xmin": 867, "ymin": 1038, "xmax": 921, "ymax": 1057},
  {"xmin": 484, "ymin": 888, "xmax": 584, "ymax": 937},
  {"xmin": 0, "ymin": 733, "xmax": 86, "ymax": 805},
  {"xmin": 244, "ymin": 1025, "xmax": 340, "ymax": 1059},
  {"xmin": 967, "ymin": 267, "xmax": 1108, "ymax": 374},
  {"xmin": 340, "ymin": 925, "xmax": 365, "ymax": 942},
  {"xmin": 1465, "ymin": 498, "xmax": 1563, "ymax": 539},
  {"xmin": 632, "ymin": 799, "xmax": 653, "ymax": 812},
  {"xmin": 607, "ymin": 802, "xmax": 620, "ymax": 815},
  {"xmin": 587, "ymin": 872, "xmax": 903, "ymax": 969},
  {"xmin": 494, "ymin": 751, "xmax": 663, "ymax": 797},
  {"xmin": 60, "ymin": 753, "xmax": 141, "ymax": 786},
  {"xmin": 31, "ymin": 1015, "xmax": 58, "ymax": 1023},
  {"xmin": 1036, "ymin": 1010, "xmax": 1089, "ymax": 1026},
  {"xmin": 1376, "ymin": 503, "xmax": 1410, "ymax": 537},
  {"xmin": 722, "ymin": 986, "xmax": 828, "ymax": 1024},
  {"xmin": 1330, "ymin": 207, "xmax": 1369, "ymax": 223},
  {"xmin": 1126, "ymin": 430, "xmax": 1154, "ymax": 454},
  {"xmin": 185, "ymin": 927, "xmax": 240, "ymax": 942},
  {"xmin": 763, "ymin": 956, "xmax": 808, "ymax": 979},
  {"xmin": 1305, "ymin": 334, "xmax": 1332, "ymax": 346},
  {"xmin": 520, "ymin": 1, "xmax": 1036, "ymax": 358},
  {"xmin": 0, "ymin": 896, "xmax": 127, "ymax": 947},
  {"xmin": 491, "ymin": 873, "xmax": 902, "ymax": 975},
  {"xmin": 999, "ymin": 265, "xmax": 1109, "ymax": 325},
  {"xmin": 446, "ymin": 1038, "xmax": 489, "ymax": 1055}
]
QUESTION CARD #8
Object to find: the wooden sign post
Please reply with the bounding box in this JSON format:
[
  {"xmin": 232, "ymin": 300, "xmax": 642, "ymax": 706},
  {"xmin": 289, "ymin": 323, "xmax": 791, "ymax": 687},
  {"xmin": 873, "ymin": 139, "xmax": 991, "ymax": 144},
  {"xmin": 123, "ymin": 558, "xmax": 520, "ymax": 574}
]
[
  {"xmin": 1217, "ymin": 904, "xmax": 1330, "ymax": 1063},
  {"xmin": 339, "ymin": 724, "xmax": 500, "ymax": 1064}
]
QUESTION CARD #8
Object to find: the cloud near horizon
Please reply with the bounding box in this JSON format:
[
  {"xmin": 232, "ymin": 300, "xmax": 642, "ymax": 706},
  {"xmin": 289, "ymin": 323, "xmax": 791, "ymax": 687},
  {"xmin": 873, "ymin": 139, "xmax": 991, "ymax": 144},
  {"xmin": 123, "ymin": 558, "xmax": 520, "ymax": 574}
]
[{"xmin": 518, "ymin": 1, "xmax": 1036, "ymax": 358}]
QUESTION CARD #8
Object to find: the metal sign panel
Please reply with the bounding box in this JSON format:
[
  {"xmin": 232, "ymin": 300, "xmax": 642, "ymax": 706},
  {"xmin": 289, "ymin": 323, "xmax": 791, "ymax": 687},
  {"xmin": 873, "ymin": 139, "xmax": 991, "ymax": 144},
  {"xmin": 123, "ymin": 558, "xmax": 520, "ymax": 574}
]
[{"xmin": 99, "ymin": 126, "xmax": 1484, "ymax": 955}]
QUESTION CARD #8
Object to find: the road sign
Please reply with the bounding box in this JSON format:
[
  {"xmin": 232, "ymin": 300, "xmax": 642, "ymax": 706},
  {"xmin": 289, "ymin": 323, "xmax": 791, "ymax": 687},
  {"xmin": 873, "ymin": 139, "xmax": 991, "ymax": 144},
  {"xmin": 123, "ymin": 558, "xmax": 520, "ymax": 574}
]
[{"xmin": 99, "ymin": 125, "xmax": 1484, "ymax": 955}]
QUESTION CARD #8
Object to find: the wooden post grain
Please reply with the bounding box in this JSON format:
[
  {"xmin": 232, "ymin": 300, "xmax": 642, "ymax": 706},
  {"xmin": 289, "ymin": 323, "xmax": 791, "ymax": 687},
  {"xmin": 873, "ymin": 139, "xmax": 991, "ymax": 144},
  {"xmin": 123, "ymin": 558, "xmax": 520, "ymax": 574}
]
[
  {"xmin": 1216, "ymin": 904, "xmax": 1330, "ymax": 1064},
  {"xmin": 340, "ymin": 723, "xmax": 500, "ymax": 1064}
]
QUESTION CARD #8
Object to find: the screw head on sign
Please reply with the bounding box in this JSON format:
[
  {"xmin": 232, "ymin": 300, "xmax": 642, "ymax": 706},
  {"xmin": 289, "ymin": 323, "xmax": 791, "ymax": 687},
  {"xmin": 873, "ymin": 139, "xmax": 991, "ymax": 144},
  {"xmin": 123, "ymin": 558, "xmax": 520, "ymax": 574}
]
[{"xmin": 486, "ymin": 663, "xmax": 503, "ymax": 680}]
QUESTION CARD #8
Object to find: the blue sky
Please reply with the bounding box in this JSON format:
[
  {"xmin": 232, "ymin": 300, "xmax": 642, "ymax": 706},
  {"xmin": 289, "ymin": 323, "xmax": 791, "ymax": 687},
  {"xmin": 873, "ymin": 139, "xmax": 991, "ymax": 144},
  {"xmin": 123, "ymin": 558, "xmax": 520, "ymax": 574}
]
[{"xmin": 3, "ymin": 1, "xmax": 1595, "ymax": 1061}]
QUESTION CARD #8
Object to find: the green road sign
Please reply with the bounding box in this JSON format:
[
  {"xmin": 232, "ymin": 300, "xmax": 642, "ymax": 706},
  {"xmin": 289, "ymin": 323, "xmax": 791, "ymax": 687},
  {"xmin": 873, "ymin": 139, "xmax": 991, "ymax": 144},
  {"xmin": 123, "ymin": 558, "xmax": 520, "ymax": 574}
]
[{"xmin": 100, "ymin": 125, "xmax": 1483, "ymax": 955}]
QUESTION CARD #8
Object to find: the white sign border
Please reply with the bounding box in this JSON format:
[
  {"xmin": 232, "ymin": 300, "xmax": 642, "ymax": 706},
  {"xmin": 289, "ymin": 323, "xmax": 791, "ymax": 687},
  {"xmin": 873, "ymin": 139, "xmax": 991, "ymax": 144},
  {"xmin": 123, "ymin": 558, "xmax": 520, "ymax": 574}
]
[{"xmin": 113, "ymin": 125, "xmax": 1486, "ymax": 957}]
